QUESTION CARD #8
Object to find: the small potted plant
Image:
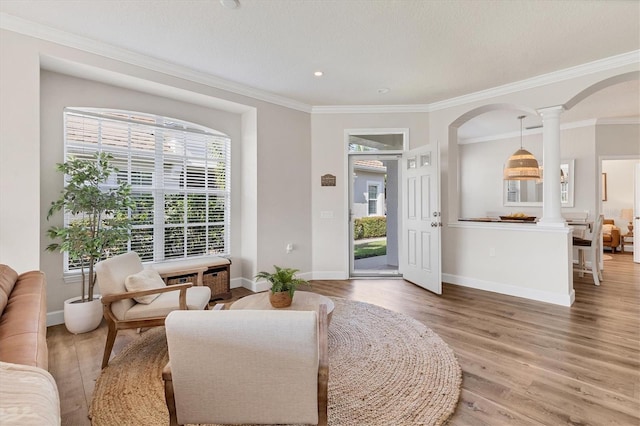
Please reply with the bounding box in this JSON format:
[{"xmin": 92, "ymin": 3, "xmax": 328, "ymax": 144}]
[{"xmin": 255, "ymin": 265, "xmax": 308, "ymax": 308}]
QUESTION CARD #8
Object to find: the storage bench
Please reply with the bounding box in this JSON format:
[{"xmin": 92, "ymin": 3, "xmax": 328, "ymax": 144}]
[{"xmin": 153, "ymin": 256, "xmax": 232, "ymax": 301}]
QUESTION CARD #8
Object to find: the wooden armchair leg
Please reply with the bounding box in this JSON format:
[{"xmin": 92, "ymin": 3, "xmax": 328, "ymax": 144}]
[
  {"xmin": 317, "ymin": 304, "xmax": 328, "ymax": 426},
  {"xmin": 318, "ymin": 378, "xmax": 328, "ymax": 426},
  {"xmin": 163, "ymin": 363, "xmax": 179, "ymax": 426},
  {"xmin": 101, "ymin": 321, "xmax": 118, "ymax": 369}
]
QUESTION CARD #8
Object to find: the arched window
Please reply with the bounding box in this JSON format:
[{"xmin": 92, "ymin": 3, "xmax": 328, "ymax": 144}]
[{"xmin": 63, "ymin": 108, "xmax": 230, "ymax": 269}]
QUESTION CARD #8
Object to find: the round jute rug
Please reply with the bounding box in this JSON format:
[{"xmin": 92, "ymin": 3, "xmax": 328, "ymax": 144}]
[{"xmin": 89, "ymin": 297, "xmax": 461, "ymax": 425}]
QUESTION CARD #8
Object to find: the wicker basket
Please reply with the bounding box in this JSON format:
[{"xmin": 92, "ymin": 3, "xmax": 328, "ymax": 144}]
[
  {"xmin": 163, "ymin": 264, "xmax": 231, "ymax": 301},
  {"xmin": 203, "ymin": 269, "xmax": 229, "ymax": 298},
  {"xmin": 166, "ymin": 274, "xmax": 196, "ymax": 286}
]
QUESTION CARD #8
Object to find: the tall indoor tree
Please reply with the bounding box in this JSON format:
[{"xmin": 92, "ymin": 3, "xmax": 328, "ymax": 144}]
[{"xmin": 47, "ymin": 152, "xmax": 134, "ymax": 302}]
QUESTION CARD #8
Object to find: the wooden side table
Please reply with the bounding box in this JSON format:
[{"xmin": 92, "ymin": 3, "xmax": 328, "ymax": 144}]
[
  {"xmin": 230, "ymin": 291, "xmax": 335, "ymax": 325},
  {"xmin": 620, "ymin": 234, "xmax": 634, "ymax": 253}
]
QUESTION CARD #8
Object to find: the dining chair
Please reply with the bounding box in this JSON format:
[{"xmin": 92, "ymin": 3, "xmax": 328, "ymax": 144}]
[{"xmin": 573, "ymin": 214, "xmax": 604, "ymax": 286}]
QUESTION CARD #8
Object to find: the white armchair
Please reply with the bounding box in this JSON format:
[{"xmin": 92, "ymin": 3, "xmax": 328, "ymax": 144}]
[
  {"xmin": 163, "ymin": 304, "xmax": 328, "ymax": 426},
  {"xmin": 95, "ymin": 252, "xmax": 211, "ymax": 369}
]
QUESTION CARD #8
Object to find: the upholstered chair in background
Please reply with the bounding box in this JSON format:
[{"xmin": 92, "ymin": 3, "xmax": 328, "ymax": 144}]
[
  {"xmin": 95, "ymin": 252, "xmax": 210, "ymax": 369},
  {"xmin": 602, "ymin": 219, "xmax": 621, "ymax": 253},
  {"xmin": 163, "ymin": 304, "xmax": 328, "ymax": 426}
]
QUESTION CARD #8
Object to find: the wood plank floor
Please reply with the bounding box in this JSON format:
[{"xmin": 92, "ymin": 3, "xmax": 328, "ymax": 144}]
[{"xmin": 48, "ymin": 253, "xmax": 640, "ymax": 425}]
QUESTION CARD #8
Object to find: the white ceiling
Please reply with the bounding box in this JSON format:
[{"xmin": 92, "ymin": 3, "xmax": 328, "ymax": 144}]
[{"xmin": 1, "ymin": 0, "xmax": 639, "ymax": 138}]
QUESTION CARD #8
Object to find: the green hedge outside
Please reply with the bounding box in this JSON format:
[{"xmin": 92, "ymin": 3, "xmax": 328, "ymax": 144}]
[{"xmin": 354, "ymin": 216, "xmax": 387, "ymax": 240}]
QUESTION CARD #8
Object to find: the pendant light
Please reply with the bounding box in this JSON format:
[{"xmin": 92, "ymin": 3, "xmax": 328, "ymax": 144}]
[{"xmin": 503, "ymin": 116, "xmax": 541, "ymax": 180}]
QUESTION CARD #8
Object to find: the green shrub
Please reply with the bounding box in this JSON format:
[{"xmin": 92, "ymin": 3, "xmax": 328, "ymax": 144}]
[{"xmin": 354, "ymin": 216, "xmax": 386, "ymax": 240}]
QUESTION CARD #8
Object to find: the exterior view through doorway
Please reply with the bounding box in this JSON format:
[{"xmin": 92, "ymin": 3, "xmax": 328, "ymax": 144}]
[
  {"xmin": 349, "ymin": 154, "xmax": 401, "ymax": 277},
  {"xmin": 347, "ymin": 128, "xmax": 407, "ymax": 277}
]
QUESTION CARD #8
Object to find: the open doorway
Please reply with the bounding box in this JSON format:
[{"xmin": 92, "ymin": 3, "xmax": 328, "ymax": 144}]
[
  {"xmin": 349, "ymin": 154, "xmax": 401, "ymax": 276},
  {"xmin": 346, "ymin": 130, "xmax": 406, "ymax": 277},
  {"xmin": 601, "ymin": 157, "xmax": 639, "ymax": 262}
]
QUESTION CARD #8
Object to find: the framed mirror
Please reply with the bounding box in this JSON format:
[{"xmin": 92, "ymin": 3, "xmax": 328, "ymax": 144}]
[{"xmin": 504, "ymin": 159, "xmax": 574, "ymax": 207}]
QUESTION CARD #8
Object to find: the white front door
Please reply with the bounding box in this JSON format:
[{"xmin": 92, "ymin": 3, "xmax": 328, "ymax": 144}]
[
  {"xmin": 400, "ymin": 144, "xmax": 441, "ymax": 294},
  {"xmin": 634, "ymin": 163, "xmax": 639, "ymax": 264}
]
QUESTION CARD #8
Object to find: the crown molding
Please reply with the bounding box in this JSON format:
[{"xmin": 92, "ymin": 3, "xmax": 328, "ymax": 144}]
[
  {"xmin": 0, "ymin": 13, "xmax": 312, "ymax": 113},
  {"xmin": 459, "ymin": 117, "xmax": 639, "ymax": 145},
  {"xmin": 459, "ymin": 119, "xmax": 599, "ymax": 144},
  {"xmin": 428, "ymin": 51, "xmax": 640, "ymax": 112},
  {"xmin": 1, "ymin": 13, "xmax": 638, "ymax": 116},
  {"xmin": 312, "ymin": 104, "xmax": 431, "ymax": 114},
  {"xmin": 596, "ymin": 117, "xmax": 640, "ymax": 125}
]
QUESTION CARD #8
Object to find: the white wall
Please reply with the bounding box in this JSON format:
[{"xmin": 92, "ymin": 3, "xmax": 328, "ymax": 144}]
[
  {"xmin": 459, "ymin": 123, "xmax": 598, "ymax": 220},
  {"xmin": 0, "ymin": 29, "xmax": 312, "ymax": 318},
  {"xmin": 254, "ymin": 103, "xmax": 312, "ymax": 286},
  {"xmin": 459, "ymin": 132, "xmax": 541, "ymax": 218},
  {"xmin": 0, "ymin": 30, "xmax": 40, "ymax": 273},
  {"xmin": 443, "ymin": 224, "xmax": 573, "ymax": 305}
]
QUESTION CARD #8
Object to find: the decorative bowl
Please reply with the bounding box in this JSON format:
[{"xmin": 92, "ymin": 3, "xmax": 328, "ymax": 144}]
[{"xmin": 499, "ymin": 216, "xmax": 536, "ymax": 222}]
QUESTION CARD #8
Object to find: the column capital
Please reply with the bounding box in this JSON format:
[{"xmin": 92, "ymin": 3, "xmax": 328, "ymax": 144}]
[{"xmin": 537, "ymin": 105, "xmax": 565, "ymax": 116}]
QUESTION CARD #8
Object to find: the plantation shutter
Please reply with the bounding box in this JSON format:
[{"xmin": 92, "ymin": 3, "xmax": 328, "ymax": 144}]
[{"xmin": 63, "ymin": 108, "xmax": 230, "ymax": 270}]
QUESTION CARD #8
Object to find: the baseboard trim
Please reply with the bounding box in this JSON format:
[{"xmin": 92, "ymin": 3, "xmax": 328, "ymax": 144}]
[
  {"xmin": 47, "ymin": 310, "xmax": 64, "ymax": 327},
  {"xmin": 46, "ymin": 272, "xmax": 576, "ymax": 325},
  {"xmin": 308, "ymin": 271, "xmax": 349, "ymax": 280},
  {"xmin": 442, "ymin": 273, "xmax": 574, "ymax": 307},
  {"xmin": 230, "ymin": 277, "xmax": 246, "ymax": 289}
]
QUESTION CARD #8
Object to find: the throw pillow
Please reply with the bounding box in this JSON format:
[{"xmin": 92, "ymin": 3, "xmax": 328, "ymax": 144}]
[
  {"xmin": 125, "ymin": 269, "xmax": 166, "ymax": 304},
  {"xmin": 602, "ymin": 224, "xmax": 613, "ymax": 235}
]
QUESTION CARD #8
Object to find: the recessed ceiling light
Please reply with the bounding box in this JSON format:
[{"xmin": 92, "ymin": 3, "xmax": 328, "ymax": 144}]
[
  {"xmin": 377, "ymin": 88, "xmax": 390, "ymax": 94},
  {"xmin": 220, "ymin": 0, "xmax": 239, "ymax": 9},
  {"xmin": 314, "ymin": 71, "xmax": 324, "ymax": 77}
]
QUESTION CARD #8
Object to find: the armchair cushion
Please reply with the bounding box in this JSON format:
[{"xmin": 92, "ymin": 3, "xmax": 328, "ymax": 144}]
[
  {"xmin": 125, "ymin": 269, "xmax": 166, "ymax": 304},
  {"xmin": 96, "ymin": 252, "xmax": 144, "ymax": 320},
  {"xmin": 123, "ymin": 286, "xmax": 211, "ymax": 320}
]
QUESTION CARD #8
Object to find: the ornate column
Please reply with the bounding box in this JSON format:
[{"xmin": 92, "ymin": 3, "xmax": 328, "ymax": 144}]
[{"xmin": 537, "ymin": 105, "xmax": 566, "ymax": 227}]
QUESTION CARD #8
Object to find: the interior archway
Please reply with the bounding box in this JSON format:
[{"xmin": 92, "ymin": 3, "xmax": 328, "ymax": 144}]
[
  {"xmin": 564, "ymin": 71, "xmax": 640, "ymax": 111},
  {"xmin": 448, "ymin": 104, "xmax": 539, "ymax": 221}
]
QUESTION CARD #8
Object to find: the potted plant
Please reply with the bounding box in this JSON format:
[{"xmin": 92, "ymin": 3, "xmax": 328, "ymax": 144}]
[
  {"xmin": 255, "ymin": 265, "xmax": 309, "ymax": 308},
  {"xmin": 46, "ymin": 152, "xmax": 134, "ymax": 334}
]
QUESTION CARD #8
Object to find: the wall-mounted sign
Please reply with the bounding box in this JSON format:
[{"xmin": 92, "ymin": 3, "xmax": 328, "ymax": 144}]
[{"xmin": 321, "ymin": 174, "xmax": 336, "ymax": 187}]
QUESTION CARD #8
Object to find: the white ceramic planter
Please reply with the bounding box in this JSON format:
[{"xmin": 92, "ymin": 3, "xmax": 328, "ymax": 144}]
[{"xmin": 63, "ymin": 296, "xmax": 103, "ymax": 334}]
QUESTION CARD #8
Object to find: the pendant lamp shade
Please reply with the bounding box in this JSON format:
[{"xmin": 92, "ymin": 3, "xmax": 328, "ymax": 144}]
[{"xmin": 504, "ymin": 116, "xmax": 540, "ymax": 180}]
